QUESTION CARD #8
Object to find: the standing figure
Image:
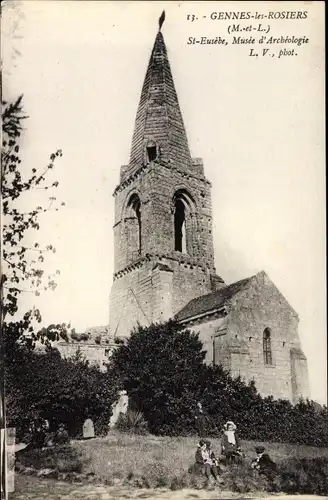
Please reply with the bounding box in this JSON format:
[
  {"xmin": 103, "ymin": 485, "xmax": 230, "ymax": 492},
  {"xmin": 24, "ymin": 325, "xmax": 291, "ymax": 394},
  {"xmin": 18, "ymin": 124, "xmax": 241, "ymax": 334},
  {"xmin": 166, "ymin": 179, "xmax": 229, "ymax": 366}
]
[
  {"xmin": 221, "ymin": 421, "xmax": 243, "ymax": 464},
  {"xmin": 194, "ymin": 402, "xmax": 219, "ymax": 437},
  {"xmin": 195, "ymin": 402, "xmax": 210, "ymax": 437}
]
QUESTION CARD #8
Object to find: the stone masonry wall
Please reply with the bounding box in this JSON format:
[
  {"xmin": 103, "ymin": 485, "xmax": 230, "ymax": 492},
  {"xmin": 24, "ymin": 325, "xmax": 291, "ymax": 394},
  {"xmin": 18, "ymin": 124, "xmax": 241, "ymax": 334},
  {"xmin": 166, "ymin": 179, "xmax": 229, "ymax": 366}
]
[
  {"xmin": 57, "ymin": 342, "xmax": 109, "ymax": 371},
  {"xmin": 180, "ymin": 273, "xmax": 310, "ymax": 402},
  {"xmin": 226, "ymin": 272, "xmax": 308, "ymax": 401},
  {"xmin": 109, "ymin": 256, "xmax": 213, "ymax": 338},
  {"xmin": 112, "ymin": 162, "xmax": 216, "ymax": 274},
  {"xmin": 184, "ymin": 315, "xmax": 228, "ymax": 366},
  {"xmin": 110, "ymin": 157, "xmax": 218, "ymax": 337},
  {"xmin": 290, "ymin": 351, "xmax": 310, "ymax": 403},
  {"xmin": 109, "ymin": 261, "xmax": 154, "ymax": 338}
]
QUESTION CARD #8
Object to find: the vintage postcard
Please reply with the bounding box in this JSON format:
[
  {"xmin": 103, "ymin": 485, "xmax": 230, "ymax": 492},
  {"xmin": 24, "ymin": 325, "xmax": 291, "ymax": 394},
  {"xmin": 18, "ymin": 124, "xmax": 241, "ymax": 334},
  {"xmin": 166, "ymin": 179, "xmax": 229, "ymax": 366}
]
[{"xmin": 1, "ymin": 1, "xmax": 326, "ymax": 499}]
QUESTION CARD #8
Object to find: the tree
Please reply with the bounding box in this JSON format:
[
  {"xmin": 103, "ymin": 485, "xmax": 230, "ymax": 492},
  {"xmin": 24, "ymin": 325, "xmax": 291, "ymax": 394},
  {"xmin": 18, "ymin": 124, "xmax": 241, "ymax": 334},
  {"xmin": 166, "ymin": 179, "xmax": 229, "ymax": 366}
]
[
  {"xmin": 110, "ymin": 320, "xmax": 209, "ymax": 435},
  {"xmin": 110, "ymin": 320, "xmax": 328, "ymax": 444},
  {"xmin": 199, "ymin": 364, "xmax": 259, "ymax": 434},
  {"xmin": 1, "ymin": 96, "xmax": 121, "ymax": 442},
  {"xmin": 110, "ymin": 320, "xmax": 262, "ymax": 436},
  {"xmin": 1, "ymin": 95, "xmax": 72, "ymax": 444},
  {"xmin": 1, "ymin": 95, "xmax": 70, "ymax": 350},
  {"xmin": 6, "ymin": 347, "xmax": 120, "ymax": 439}
]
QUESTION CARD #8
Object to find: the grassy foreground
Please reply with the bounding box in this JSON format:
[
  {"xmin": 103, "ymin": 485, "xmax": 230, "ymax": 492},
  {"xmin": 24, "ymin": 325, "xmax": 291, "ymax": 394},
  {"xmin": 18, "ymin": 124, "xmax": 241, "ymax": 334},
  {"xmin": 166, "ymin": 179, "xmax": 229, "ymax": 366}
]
[
  {"xmin": 73, "ymin": 433, "xmax": 328, "ymax": 479},
  {"xmin": 17, "ymin": 433, "xmax": 328, "ymax": 494},
  {"xmin": 10, "ymin": 475, "xmax": 327, "ymax": 500}
]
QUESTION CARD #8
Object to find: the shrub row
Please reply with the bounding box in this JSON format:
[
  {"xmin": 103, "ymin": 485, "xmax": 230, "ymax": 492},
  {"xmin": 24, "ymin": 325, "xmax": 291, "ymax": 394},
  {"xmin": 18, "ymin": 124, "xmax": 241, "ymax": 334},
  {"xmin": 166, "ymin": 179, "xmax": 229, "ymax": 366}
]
[{"xmin": 110, "ymin": 321, "xmax": 328, "ymax": 446}]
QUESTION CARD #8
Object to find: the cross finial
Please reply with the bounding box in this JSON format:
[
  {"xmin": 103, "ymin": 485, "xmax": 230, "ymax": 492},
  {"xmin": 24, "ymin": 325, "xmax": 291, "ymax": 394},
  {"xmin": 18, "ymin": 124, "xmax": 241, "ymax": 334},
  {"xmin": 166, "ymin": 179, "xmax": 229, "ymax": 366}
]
[{"xmin": 158, "ymin": 10, "xmax": 165, "ymax": 31}]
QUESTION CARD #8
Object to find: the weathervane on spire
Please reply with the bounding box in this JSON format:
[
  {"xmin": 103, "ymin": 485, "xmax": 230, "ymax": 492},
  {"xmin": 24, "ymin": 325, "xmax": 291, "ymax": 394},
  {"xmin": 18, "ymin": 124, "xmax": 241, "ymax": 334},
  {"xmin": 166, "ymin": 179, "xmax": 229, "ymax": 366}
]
[{"xmin": 158, "ymin": 10, "xmax": 165, "ymax": 31}]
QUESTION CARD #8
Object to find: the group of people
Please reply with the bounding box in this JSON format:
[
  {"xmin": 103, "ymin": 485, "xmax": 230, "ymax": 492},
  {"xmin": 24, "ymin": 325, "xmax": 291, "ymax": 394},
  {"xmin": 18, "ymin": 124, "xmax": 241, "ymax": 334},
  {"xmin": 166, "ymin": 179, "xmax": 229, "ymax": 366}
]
[
  {"xmin": 28, "ymin": 419, "xmax": 70, "ymax": 449},
  {"xmin": 192, "ymin": 419, "xmax": 277, "ymax": 485},
  {"xmin": 27, "ymin": 417, "xmax": 95, "ymax": 449}
]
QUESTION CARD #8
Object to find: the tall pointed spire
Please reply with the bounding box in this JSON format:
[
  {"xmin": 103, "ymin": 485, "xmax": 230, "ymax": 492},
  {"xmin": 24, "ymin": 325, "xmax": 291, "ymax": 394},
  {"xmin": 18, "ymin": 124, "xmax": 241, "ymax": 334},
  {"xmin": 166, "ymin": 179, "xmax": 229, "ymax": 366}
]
[
  {"xmin": 128, "ymin": 16, "xmax": 192, "ymax": 172},
  {"xmin": 158, "ymin": 10, "xmax": 165, "ymax": 31}
]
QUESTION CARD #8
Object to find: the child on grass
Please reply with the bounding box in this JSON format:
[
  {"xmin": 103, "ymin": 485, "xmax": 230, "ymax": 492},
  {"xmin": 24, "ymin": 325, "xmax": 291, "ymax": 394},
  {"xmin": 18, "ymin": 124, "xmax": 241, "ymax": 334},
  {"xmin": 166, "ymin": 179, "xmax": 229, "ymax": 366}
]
[
  {"xmin": 221, "ymin": 421, "xmax": 243, "ymax": 463},
  {"xmin": 251, "ymin": 445, "xmax": 277, "ymax": 481},
  {"xmin": 194, "ymin": 439, "xmax": 224, "ymax": 484}
]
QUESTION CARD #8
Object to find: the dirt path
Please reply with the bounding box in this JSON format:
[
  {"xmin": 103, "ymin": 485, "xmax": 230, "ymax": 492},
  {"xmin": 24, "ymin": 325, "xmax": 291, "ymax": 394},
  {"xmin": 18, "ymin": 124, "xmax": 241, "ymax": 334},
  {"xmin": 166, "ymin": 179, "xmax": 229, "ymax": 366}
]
[{"xmin": 9, "ymin": 476, "xmax": 326, "ymax": 500}]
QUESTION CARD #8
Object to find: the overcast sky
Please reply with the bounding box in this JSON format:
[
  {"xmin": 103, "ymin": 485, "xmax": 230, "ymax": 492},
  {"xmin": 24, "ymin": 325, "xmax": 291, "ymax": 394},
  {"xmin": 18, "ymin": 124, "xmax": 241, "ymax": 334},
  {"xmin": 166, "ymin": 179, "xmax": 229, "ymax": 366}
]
[{"xmin": 2, "ymin": 1, "xmax": 326, "ymax": 404}]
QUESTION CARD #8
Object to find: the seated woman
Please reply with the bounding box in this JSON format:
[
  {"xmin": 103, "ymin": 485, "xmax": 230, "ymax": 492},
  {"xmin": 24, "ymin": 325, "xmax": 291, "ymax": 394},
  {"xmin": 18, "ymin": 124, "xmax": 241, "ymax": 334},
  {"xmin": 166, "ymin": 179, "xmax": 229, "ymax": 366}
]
[{"xmin": 221, "ymin": 421, "xmax": 243, "ymax": 464}]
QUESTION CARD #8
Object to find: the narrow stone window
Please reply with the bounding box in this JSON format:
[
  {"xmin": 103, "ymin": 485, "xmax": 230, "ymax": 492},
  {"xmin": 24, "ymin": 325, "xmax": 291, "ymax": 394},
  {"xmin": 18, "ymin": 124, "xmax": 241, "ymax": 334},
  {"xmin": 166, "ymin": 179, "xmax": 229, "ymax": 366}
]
[
  {"xmin": 173, "ymin": 189, "xmax": 195, "ymax": 254},
  {"xmin": 146, "ymin": 140, "xmax": 157, "ymax": 162},
  {"xmin": 126, "ymin": 194, "xmax": 142, "ymax": 254},
  {"xmin": 147, "ymin": 146, "xmax": 157, "ymax": 162},
  {"xmin": 135, "ymin": 201, "xmax": 141, "ymax": 252},
  {"xmin": 174, "ymin": 199, "xmax": 186, "ymax": 252},
  {"xmin": 263, "ymin": 328, "xmax": 272, "ymax": 365}
]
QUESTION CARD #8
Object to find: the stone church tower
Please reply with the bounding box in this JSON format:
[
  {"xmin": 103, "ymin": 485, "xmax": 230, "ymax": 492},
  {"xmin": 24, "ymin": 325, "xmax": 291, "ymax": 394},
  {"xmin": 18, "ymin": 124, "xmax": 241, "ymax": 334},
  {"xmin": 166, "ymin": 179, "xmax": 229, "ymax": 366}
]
[
  {"xmin": 108, "ymin": 20, "xmax": 310, "ymax": 403},
  {"xmin": 109, "ymin": 27, "xmax": 224, "ymax": 338}
]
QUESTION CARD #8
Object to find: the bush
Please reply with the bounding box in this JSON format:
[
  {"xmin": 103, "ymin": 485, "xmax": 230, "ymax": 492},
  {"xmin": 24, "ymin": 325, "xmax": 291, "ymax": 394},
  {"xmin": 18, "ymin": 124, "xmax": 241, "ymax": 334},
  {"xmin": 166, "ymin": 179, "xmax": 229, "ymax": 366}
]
[
  {"xmin": 278, "ymin": 457, "xmax": 328, "ymax": 495},
  {"xmin": 110, "ymin": 320, "xmax": 328, "ymax": 446},
  {"xmin": 110, "ymin": 320, "xmax": 209, "ymax": 435},
  {"xmin": 115, "ymin": 410, "xmax": 148, "ymax": 435},
  {"xmin": 6, "ymin": 347, "xmax": 120, "ymax": 439},
  {"xmin": 16, "ymin": 445, "xmax": 85, "ymax": 473}
]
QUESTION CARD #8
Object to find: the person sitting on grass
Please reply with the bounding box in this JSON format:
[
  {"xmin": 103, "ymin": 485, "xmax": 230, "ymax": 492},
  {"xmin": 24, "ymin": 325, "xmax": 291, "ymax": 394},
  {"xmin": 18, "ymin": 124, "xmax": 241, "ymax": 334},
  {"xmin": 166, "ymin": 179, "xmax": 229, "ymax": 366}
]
[
  {"xmin": 251, "ymin": 446, "xmax": 277, "ymax": 480},
  {"xmin": 221, "ymin": 421, "xmax": 243, "ymax": 464},
  {"xmin": 194, "ymin": 439, "xmax": 224, "ymax": 484},
  {"xmin": 54, "ymin": 424, "xmax": 70, "ymax": 445},
  {"xmin": 29, "ymin": 417, "xmax": 48, "ymax": 449},
  {"xmin": 205, "ymin": 440, "xmax": 224, "ymax": 484}
]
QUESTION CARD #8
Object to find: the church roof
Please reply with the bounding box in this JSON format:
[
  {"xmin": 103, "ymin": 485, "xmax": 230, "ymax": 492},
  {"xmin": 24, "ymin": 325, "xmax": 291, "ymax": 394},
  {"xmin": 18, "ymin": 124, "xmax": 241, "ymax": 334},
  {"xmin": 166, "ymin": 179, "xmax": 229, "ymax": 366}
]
[
  {"xmin": 129, "ymin": 29, "xmax": 192, "ymax": 172},
  {"xmin": 175, "ymin": 276, "xmax": 253, "ymax": 322},
  {"xmin": 290, "ymin": 347, "xmax": 307, "ymax": 360}
]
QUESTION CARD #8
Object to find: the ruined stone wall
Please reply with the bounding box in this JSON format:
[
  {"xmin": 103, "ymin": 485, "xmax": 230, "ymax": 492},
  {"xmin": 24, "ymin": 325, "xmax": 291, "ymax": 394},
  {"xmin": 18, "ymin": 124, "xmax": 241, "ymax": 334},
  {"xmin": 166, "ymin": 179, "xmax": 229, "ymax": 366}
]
[{"xmin": 57, "ymin": 342, "xmax": 110, "ymax": 371}]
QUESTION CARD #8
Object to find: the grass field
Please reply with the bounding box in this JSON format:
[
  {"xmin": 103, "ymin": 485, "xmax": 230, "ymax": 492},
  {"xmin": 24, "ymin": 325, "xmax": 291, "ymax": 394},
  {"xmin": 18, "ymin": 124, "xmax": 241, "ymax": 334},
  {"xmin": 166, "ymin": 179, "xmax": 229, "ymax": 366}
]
[
  {"xmin": 10, "ymin": 474, "xmax": 326, "ymax": 500},
  {"xmin": 16, "ymin": 433, "xmax": 328, "ymax": 494},
  {"xmin": 71, "ymin": 433, "xmax": 328, "ymax": 493},
  {"xmin": 72, "ymin": 433, "xmax": 328, "ymax": 480}
]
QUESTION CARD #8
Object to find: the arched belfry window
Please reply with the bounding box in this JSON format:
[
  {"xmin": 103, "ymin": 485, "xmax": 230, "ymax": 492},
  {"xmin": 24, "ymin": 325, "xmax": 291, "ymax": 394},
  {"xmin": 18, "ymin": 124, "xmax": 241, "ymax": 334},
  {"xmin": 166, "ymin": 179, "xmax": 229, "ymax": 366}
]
[
  {"xmin": 126, "ymin": 194, "xmax": 142, "ymax": 254},
  {"xmin": 174, "ymin": 199, "xmax": 186, "ymax": 252},
  {"xmin": 146, "ymin": 140, "xmax": 158, "ymax": 163},
  {"xmin": 263, "ymin": 328, "xmax": 272, "ymax": 365},
  {"xmin": 173, "ymin": 190, "xmax": 195, "ymax": 254}
]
